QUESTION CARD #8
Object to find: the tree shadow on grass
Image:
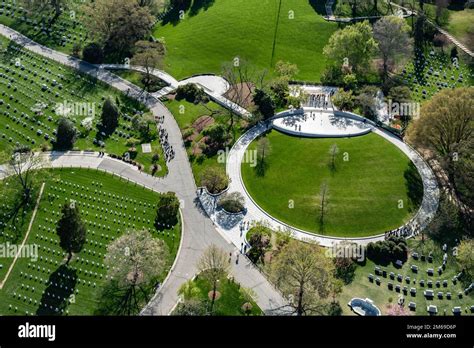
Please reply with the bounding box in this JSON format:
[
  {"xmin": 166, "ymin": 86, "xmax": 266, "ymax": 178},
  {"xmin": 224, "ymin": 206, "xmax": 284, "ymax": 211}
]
[
  {"xmin": 161, "ymin": 0, "xmax": 193, "ymax": 26},
  {"xmin": 189, "ymin": 0, "xmax": 216, "ymax": 17},
  {"xmin": 308, "ymin": 0, "xmax": 328, "ymax": 16},
  {"xmin": 404, "ymin": 162, "xmax": 424, "ymax": 211},
  {"xmin": 36, "ymin": 265, "xmax": 77, "ymax": 316},
  {"xmin": 0, "ymin": 185, "xmax": 38, "ymax": 243},
  {"xmin": 94, "ymin": 280, "xmax": 153, "ymax": 316}
]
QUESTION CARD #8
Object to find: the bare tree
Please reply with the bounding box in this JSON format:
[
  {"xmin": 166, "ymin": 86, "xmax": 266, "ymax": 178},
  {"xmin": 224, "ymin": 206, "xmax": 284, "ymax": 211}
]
[
  {"xmin": 2, "ymin": 148, "xmax": 45, "ymax": 204},
  {"xmin": 329, "ymin": 144, "xmax": 339, "ymax": 170},
  {"xmin": 197, "ymin": 245, "xmax": 230, "ymax": 314},
  {"xmin": 319, "ymin": 182, "xmax": 329, "ymax": 229},
  {"xmin": 222, "ymin": 60, "xmax": 267, "ymax": 132},
  {"xmin": 373, "ymin": 16, "xmax": 413, "ymax": 81},
  {"xmin": 256, "ymin": 137, "xmax": 272, "ymax": 176},
  {"xmin": 131, "ymin": 40, "xmax": 165, "ymax": 92}
]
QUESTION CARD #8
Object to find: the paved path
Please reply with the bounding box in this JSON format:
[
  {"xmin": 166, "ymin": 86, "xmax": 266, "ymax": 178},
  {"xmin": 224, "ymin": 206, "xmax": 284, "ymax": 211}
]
[
  {"xmin": 388, "ymin": 1, "xmax": 474, "ymax": 58},
  {"xmin": 221, "ymin": 109, "xmax": 439, "ymax": 247},
  {"xmin": 97, "ymin": 64, "xmax": 249, "ymax": 117},
  {"xmin": 0, "ymin": 25, "xmax": 287, "ymax": 315}
]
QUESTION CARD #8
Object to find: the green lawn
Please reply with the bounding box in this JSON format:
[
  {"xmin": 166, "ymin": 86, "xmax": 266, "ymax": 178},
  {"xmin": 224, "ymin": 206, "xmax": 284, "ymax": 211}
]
[
  {"xmin": 446, "ymin": 9, "xmax": 474, "ymax": 51},
  {"xmin": 241, "ymin": 131, "xmax": 423, "ymax": 237},
  {"xmin": 339, "ymin": 239, "xmax": 474, "ymax": 316},
  {"xmin": 0, "ymin": 36, "xmax": 167, "ymax": 175},
  {"xmin": 154, "ymin": 0, "xmax": 337, "ymax": 81},
  {"xmin": 0, "ymin": 0, "xmax": 90, "ymax": 55},
  {"xmin": 0, "ymin": 168, "xmax": 180, "ymax": 315},
  {"xmin": 181, "ymin": 275, "xmax": 262, "ymax": 316}
]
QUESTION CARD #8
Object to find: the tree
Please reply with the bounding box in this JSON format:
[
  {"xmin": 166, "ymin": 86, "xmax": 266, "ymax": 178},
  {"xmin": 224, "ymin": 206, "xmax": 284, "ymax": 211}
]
[
  {"xmin": 55, "ymin": 117, "xmax": 77, "ymax": 150},
  {"xmin": 329, "ymin": 144, "xmax": 339, "ymax": 170},
  {"xmin": 256, "ymin": 137, "xmax": 272, "ymax": 176},
  {"xmin": 356, "ymin": 85, "xmax": 378, "ymax": 120},
  {"xmin": 218, "ymin": 192, "xmax": 245, "ymax": 213},
  {"xmin": 247, "ymin": 225, "xmax": 272, "ymax": 264},
  {"xmin": 270, "ymin": 61, "xmax": 299, "ymax": 108},
  {"xmin": 269, "ymin": 240, "xmax": 335, "ymax": 316},
  {"xmin": 406, "ymin": 88, "xmax": 473, "ymax": 193},
  {"xmin": 456, "ymin": 239, "xmax": 474, "ymax": 278},
  {"xmin": 83, "ymin": 0, "xmax": 155, "ymax": 58},
  {"xmin": 100, "ymin": 98, "xmax": 120, "ymax": 132},
  {"xmin": 154, "ymin": 192, "xmax": 180, "ymax": 231},
  {"xmin": 104, "ymin": 229, "xmax": 169, "ymax": 315},
  {"xmin": 435, "ymin": 0, "xmax": 450, "ymax": 25},
  {"xmin": 332, "ymin": 89, "xmax": 355, "ymax": 111},
  {"xmin": 131, "ymin": 41, "xmax": 165, "ymax": 92},
  {"xmin": 200, "ymin": 167, "xmax": 229, "ymax": 194},
  {"xmin": 318, "ymin": 182, "xmax": 329, "ymax": 229},
  {"xmin": 197, "ymin": 245, "xmax": 230, "ymax": 314},
  {"xmin": 202, "ymin": 123, "xmax": 229, "ymax": 154},
  {"xmin": 373, "ymin": 16, "xmax": 412, "ymax": 81},
  {"xmin": 82, "ymin": 43, "xmax": 104, "ymax": 64},
  {"xmin": 388, "ymin": 86, "xmax": 413, "ymax": 132},
  {"xmin": 222, "ymin": 60, "xmax": 265, "ymax": 131},
  {"xmin": 323, "ymin": 21, "xmax": 378, "ymax": 75},
  {"xmin": 56, "ymin": 202, "xmax": 87, "ymax": 264},
  {"xmin": 253, "ymin": 88, "xmax": 275, "ymax": 119},
  {"xmin": 173, "ymin": 299, "xmax": 207, "ymax": 316},
  {"xmin": 4, "ymin": 147, "xmax": 45, "ymax": 204},
  {"xmin": 175, "ymin": 83, "xmax": 206, "ymax": 104}
]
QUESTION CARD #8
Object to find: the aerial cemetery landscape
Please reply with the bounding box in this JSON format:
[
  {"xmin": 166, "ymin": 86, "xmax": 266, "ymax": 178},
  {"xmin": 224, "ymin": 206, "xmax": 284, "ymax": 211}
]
[{"xmin": 0, "ymin": 1, "xmax": 472, "ymax": 344}]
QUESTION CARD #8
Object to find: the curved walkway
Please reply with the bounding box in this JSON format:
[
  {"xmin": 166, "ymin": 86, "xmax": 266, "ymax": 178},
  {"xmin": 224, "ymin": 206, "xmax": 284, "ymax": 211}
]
[
  {"xmin": 97, "ymin": 64, "xmax": 249, "ymax": 117},
  {"xmin": 0, "ymin": 25, "xmax": 287, "ymax": 315},
  {"xmin": 224, "ymin": 109, "xmax": 440, "ymax": 247}
]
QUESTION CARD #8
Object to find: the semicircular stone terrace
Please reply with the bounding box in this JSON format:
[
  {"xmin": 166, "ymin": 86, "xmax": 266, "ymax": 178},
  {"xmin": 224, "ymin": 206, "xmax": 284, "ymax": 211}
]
[
  {"xmin": 226, "ymin": 108, "xmax": 440, "ymax": 246},
  {"xmin": 272, "ymin": 108, "xmax": 371, "ymax": 138}
]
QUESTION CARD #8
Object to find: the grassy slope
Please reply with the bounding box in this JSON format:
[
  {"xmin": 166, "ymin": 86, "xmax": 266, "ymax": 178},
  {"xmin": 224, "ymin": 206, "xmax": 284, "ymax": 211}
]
[
  {"xmin": 241, "ymin": 131, "xmax": 422, "ymax": 237},
  {"xmin": 446, "ymin": 9, "xmax": 474, "ymax": 50},
  {"xmin": 339, "ymin": 239, "xmax": 474, "ymax": 316},
  {"xmin": 192, "ymin": 276, "xmax": 262, "ymax": 316},
  {"xmin": 0, "ymin": 169, "xmax": 180, "ymax": 315},
  {"xmin": 154, "ymin": 0, "xmax": 337, "ymax": 81}
]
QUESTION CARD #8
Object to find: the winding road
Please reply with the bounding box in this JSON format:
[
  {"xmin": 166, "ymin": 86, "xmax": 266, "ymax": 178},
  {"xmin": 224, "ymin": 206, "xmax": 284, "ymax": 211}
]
[{"xmin": 0, "ymin": 24, "xmax": 287, "ymax": 315}]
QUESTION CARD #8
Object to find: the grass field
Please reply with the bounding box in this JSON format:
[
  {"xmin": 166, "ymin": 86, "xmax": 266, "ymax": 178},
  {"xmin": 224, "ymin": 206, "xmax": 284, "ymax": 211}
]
[
  {"xmin": 0, "ymin": 36, "xmax": 167, "ymax": 175},
  {"xmin": 241, "ymin": 131, "xmax": 423, "ymax": 237},
  {"xmin": 446, "ymin": 9, "xmax": 474, "ymax": 51},
  {"xmin": 339, "ymin": 239, "xmax": 474, "ymax": 316},
  {"xmin": 0, "ymin": 168, "xmax": 180, "ymax": 315},
  {"xmin": 154, "ymin": 0, "xmax": 337, "ymax": 81},
  {"xmin": 178, "ymin": 275, "xmax": 262, "ymax": 316},
  {"xmin": 0, "ymin": 0, "xmax": 90, "ymax": 55}
]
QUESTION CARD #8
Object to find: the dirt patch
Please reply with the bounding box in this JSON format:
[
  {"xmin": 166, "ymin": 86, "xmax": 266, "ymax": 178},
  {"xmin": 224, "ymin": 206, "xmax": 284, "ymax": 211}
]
[
  {"xmin": 193, "ymin": 115, "xmax": 214, "ymax": 133},
  {"xmin": 208, "ymin": 290, "xmax": 221, "ymax": 301},
  {"xmin": 241, "ymin": 302, "xmax": 253, "ymax": 313},
  {"xmin": 224, "ymin": 82, "xmax": 255, "ymax": 109}
]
